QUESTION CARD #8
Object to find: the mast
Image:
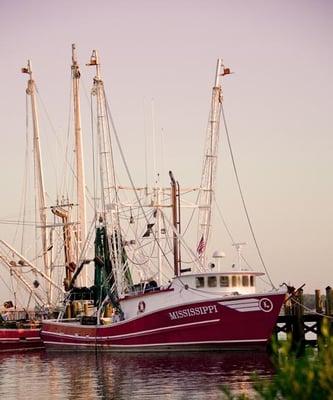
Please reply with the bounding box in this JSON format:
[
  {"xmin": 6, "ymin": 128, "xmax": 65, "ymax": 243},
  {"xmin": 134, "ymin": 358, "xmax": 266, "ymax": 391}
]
[
  {"xmin": 87, "ymin": 50, "xmax": 123, "ymax": 296},
  {"xmin": 87, "ymin": 51, "xmax": 117, "ymax": 219},
  {"xmin": 51, "ymin": 205, "xmax": 76, "ymax": 290},
  {"xmin": 197, "ymin": 59, "xmax": 231, "ymax": 266},
  {"xmin": 71, "ymin": 44, "xmax": 87, "ymax": 285},
  {"xmin": 155, "ymin": 186, "xmax": 163, "ymax": 285},
  {"xmin": 22, "ymin": 61, "xmax": 50, "ymax": 304},
  {"xmin": 169, "ymin": 171, "xmax": 180, "ymax": 277}
]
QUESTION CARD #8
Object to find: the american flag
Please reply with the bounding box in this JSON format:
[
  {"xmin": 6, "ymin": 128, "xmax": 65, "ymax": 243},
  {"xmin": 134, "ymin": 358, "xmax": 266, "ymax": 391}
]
[{"xmin": 197, "ymin": 235, "xmax": 206, "ymax": 256}]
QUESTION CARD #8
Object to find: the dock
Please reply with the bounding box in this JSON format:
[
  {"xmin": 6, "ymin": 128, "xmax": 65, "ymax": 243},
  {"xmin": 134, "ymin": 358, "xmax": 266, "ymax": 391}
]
[{"xmin": 272, "ymin": 286, "xmax": 333, "ymax": 349}]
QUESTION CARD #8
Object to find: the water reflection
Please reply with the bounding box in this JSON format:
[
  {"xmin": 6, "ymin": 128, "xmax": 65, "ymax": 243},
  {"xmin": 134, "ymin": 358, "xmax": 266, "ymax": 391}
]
[{"xmin": 0, "ymin": 351, "xmax": 273, "ymax": 399}]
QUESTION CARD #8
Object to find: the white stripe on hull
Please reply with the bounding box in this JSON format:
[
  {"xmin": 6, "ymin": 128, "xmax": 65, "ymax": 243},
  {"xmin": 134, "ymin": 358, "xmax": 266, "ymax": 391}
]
[
  {"xmin": 43, "ymin": 318, "xmax": 220, "ymax": 342},
  {"xmin": 43, "ymin": 338, "xmax": 267, "ymax": 351},
  {"xmin": 219, "ymin": 299, "xmax": 260, "ymax": 312}
]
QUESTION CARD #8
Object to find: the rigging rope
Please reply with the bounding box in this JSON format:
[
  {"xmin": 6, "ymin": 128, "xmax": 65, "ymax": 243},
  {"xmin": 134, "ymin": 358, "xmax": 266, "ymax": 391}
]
[
  {"xmin": 221, "ymin": 104, "xmax": 276, "ymax": 289},
  {"xmin": 12, "ymin": 94, "xmax": 31, "ymax": 253},
  {"xmin": 21, "ymin": 95, "xmax": 30, "ymax": 254},
  {"xmin": 103, "ymin": 94, "xmax": 175, "ymax": 274},
  {"xmin": 290, "ymin": 297, "xmax": 333, "ymax": 320},
  {"xmin": 35, "ymin": 87, "xmax": 60, "ymax": 194},
  {"xmin": 62, "ymin": 75, "xmax": 74, "ymax": 199},
  {"xmin": 90, "ymin": 92, "xmax": 98, "ymax": 225},
  {"xmin": 213, "ymin": 195, "xmax": 273, "ymax": 287}
]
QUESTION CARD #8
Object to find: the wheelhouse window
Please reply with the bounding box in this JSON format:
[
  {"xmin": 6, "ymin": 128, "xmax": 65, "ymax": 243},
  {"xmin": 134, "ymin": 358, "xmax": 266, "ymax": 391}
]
[
  {"xmin": 195, "ymin": 276, "xmax": 205, "ymax": 288},
  {"xmin": 250, "ymin": 276, "xmax": 254, "ymax": 287},
  {"xmin": 231, "ymin": 275, "xmax": 237, "ymax": 287},
  {"xmin": 208, "ymin": 276, "xmax": 217, "ymax": 287},
  {"xmin": 242, "ymin": 275, "xmax": 249, "ymax": 287},
  {"xmin": 220, "ymin": 276, "xmax": 229, "ymax": 287}
]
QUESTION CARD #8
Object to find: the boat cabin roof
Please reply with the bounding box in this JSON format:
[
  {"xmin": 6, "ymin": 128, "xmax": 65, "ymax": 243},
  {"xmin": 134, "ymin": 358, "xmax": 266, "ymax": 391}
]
[
  {"xmin": 179, "ymin": 271, "xmax": 264, "ymax": 278},
  {"xmin": 175, "ymin": 271, "xmax": 263, "ymax": 292}
]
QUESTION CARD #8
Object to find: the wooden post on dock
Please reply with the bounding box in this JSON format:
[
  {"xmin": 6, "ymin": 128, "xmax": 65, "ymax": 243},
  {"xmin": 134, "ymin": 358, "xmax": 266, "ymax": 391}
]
[
  {"xmin": 315, "ymin": 289, "xmax": 322, "ymax": 314},
  {"xmin": 282, "ymin": 294, "xmax": 293, "ymax": 337},
  {"xmin": 315, "ymin": 289, "xmax": 323, "ymax": 342},
  {"xmin": 325, "ymin": 286, "xmax": 332, "ymax": 315},
  {"xmin": 284, "ymin": 296, "xmax": 291, "ymax": 316},
  {"xmin": 292, "ymin": 288, "xmax": 305, "ymax": 350},
  {"xmin": 325, "ymin": 286, "xmax": 333, "ymax": 335}
]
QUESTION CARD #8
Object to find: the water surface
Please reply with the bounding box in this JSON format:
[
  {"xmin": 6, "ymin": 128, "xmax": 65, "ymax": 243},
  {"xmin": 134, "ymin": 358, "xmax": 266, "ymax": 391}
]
[{"xmin": 0, "ymin": 350, "xmax": 273, "ymax": 399}]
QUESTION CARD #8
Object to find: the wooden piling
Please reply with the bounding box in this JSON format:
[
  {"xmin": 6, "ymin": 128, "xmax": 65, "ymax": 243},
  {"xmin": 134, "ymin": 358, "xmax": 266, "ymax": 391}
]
[
  {"xmin": 325, "ymin": 286, "xmax": 332, "ymax": 316},
  {"xmin": 292, "ymin": 289, "xmax": 305, "ymax": 350},
  {"xmin": 315, "ymin": 289, "xmax": 322, "ymax": 314},
  {"xmin": 284, "ymin": 296, "xmax": 291, "ymax": 316}
]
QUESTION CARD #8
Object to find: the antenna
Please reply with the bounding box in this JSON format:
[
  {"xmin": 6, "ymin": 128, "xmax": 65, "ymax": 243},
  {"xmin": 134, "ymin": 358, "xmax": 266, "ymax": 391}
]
[{"xmin": 232, "ymin": 242, "xmax": 247, "ymax": 270}]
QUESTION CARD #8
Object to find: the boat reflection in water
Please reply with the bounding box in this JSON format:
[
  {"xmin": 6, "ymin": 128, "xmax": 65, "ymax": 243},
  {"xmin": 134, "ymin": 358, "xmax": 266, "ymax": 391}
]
[{"xmin": 0, "ymin": 351, "xmax": 273, "ymax": 399}]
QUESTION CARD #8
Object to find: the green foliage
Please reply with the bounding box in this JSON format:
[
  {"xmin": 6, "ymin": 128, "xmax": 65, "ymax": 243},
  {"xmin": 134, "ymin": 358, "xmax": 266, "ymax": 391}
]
[{"xmin": 221, "ymin": 319, "xmax": 333, "ymax": 400}]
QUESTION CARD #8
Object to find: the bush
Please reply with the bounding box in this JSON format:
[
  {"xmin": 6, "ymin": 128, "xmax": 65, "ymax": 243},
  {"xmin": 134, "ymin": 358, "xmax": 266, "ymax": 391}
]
[{"xmin": 221, "ymin": 319, "xmax": 333, "ymax": 400}]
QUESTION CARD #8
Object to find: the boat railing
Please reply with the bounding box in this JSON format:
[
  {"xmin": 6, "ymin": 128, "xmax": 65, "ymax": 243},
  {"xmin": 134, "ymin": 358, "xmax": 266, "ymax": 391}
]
[{"xmin": 0, "ymin": 309, "xmax": 49, "ymax": 321}]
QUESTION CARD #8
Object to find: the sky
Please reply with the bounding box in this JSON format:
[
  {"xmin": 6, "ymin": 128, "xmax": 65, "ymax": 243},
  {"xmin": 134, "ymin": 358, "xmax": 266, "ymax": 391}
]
[{"xmin": 0, "ymin": 0, "xmax": 332, "ymax": 298}]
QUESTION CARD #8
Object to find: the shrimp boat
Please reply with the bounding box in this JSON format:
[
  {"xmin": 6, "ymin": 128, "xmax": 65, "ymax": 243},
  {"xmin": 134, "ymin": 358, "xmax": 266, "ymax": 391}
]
[
  {"xmin": 0, "ymin": 238, "xmax": 65, "ymax": 352},
  {"xmin": 0, "ymin": 60, "xmax": 60, "ymax": 352},
  {"xmin": 0, "ymin": 46, "xmax": 86, "ymax": 352},
  {"xmin": 0, "ymin": 305, "xmax": 43, "ymax": 352},
  {"xmin": 41, "ymin": 264, "xmax": 285, "ymax": 351},
  {"xmin": 0, "ymin": 325, "xmax": 42, "ymax": 352},
  {"xmin": 41, "ymin": 53, "xmax": 286, "ymax": 352},
  {"xmin": 0, "ymin": 236, "xmax": 65, "ymax": 353}
]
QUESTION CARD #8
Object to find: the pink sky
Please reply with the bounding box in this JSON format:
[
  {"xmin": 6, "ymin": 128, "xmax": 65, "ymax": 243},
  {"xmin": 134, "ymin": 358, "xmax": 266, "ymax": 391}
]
[{"xmin": 0, "ymin": 0, "xmax": 332, "ymax": 296}]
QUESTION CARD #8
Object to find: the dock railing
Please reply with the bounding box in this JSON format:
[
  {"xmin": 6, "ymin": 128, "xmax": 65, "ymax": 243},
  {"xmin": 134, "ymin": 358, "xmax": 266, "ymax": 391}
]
[{"xmin": 272, "ymin": 286, "xmax": 333, "ymax": 349}]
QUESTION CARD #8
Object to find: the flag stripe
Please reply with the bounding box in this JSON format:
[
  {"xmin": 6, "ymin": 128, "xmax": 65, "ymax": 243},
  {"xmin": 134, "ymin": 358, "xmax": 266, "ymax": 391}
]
[{"xmin": 197, "ymin": 235, "xmax": 206, "ymax": 255}]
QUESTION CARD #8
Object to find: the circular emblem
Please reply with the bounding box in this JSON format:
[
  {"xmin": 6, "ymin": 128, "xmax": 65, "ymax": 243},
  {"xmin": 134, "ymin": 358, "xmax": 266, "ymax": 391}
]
[
  {"xmin": 259, "ymin": 298, "xmax": 273, "ymax": 313},
  {"xmin": 138, "ymin": 301, "xmax": 146, "ymax": 313}
]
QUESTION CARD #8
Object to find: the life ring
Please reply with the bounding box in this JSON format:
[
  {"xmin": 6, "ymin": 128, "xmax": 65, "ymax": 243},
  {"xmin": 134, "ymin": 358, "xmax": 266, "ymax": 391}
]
[{"xmin": 138, "ymin": 301, "xmax": 146, "ymax": 313}]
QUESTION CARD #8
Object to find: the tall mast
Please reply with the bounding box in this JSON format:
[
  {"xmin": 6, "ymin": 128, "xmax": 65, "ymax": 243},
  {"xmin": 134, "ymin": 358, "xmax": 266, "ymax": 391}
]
[
  {"xmin": 71, "ymin": 44, "xmax": 87, "ymax": 284},
  {"xmin": 155, "ymin": 186, "xmax": 163, "ymax": 285},
  {"xmin": 87, "ymin": 50, "xmax": 118, "ymax": 217},
  {"xmin": 169, "ymin": 171, "xmax": 180, "ymax": 277},
  {"xmin": 22, "ymin": 61, "xmax": 50, "ymax": 303},
  {"xmin": 87, "ymin": 50, "xmax": 123, "ymax": 294},
  {"xmin": 51, "ymin": 205, "xmax": 76, "ymax": 290},
  {"xmin": 197, "ymin": 59, "xmax": 230, "ymax": 267}
]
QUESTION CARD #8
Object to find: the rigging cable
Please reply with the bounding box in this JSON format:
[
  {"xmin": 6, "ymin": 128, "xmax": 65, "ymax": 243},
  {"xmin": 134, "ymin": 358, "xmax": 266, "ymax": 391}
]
[
  {"xmin": 143, "ymin": 99, "xmax": 149, "ymax": 188},
  {"xmin": 35, "ymin": 87, "xmax": 60, "ymax": 196},
  {"xmin": 213, "ymin": 195, "xmax": 272, "ymax": 287},
  {"xmin": 221, "ymin": 104, "xmax": 276, "ymax": 289},
  {"xmin": 13, "ymin": 93, "xmax": 30, "ymax": 254},
  {"xmin": 90, "ymin": 92, "xmax": 98, "ymax": 226},
  {"xmin": 61, "ymin": 75, "xmax": 74, "ymax": 199},
  {"xmin": 290, "ymin": 297, "xmax": 333, "ymax": 320},
  {"xmin": 103, "ymin": 96, "xmax": 175, "ymax": 274}
]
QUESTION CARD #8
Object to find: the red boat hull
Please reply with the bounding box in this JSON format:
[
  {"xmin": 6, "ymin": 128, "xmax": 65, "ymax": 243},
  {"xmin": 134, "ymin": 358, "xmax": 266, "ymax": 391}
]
[
  {"xmin": 41, "ymin": 293, "xmax": 285, "ymax": 351},
  {"xmin": 0, "ymin": 327, "xmax": 43, "ymax": 352}
]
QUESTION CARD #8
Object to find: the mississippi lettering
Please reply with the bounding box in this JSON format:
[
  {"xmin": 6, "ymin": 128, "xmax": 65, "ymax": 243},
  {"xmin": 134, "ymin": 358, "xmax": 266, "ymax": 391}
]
[{"xmin": 169, "ymin": 305, "xmax": 218, "ymax": 320}]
